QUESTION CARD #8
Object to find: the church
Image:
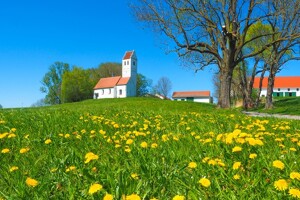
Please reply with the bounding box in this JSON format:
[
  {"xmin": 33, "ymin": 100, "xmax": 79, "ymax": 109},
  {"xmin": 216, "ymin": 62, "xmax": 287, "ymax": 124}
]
[{"xmin": 93, "ymin": 50, "xmax": 137, "ymax": 99}]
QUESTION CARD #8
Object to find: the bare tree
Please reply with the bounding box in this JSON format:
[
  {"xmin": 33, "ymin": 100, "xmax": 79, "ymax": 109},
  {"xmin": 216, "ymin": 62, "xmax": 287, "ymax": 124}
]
[
  {"xmin": 153, "ymin": 77, "xmax": 172, "ymax": 98},
  {"xmin": 132, "ymin": 0, "xmax": 300, "ymax": 108}
]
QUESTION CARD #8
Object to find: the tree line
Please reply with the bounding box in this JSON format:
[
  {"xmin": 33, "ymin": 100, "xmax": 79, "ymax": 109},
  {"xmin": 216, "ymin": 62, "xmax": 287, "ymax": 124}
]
[
  {"xmin": 131, "ymin": 0, "xmax": 300, "ymax": 109},
  {"xmin": 39, "ymin": 62, "xmax": 172, "ymax": 106}
]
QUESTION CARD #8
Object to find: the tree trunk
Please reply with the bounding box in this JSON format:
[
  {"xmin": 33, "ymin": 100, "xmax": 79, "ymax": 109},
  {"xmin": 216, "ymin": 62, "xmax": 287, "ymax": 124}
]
[
  {"xmin": 254, "ymin": 69, "xmax": 266, "ymax": 108},
  {"xmin": 265, "ymin": 70, "xmax": 276, "ymax": 109},
  {"xmin": 218, "ymin": 69, "xmax": 233, "ymax": 108}
]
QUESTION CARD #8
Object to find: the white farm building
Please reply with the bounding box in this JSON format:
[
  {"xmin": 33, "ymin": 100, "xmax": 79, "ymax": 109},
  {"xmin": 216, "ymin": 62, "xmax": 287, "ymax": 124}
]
[
  {"xmin": 253, "ymin": 76, "xmax": 300, "ymax": 97},
  {"xmin": 172, "ymin": 91, "xmax": 213, "ymax": 103},
  {"xmin": 93, "ymin": 51, "xmax": 137, "ymax": 99}
]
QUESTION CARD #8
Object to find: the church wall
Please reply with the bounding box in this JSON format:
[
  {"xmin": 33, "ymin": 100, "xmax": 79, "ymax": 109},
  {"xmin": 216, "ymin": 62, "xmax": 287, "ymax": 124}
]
[
  {"xmin": 94, "ymin": 88, "xmax": 115, "ymax": 99},
  {"xmin": 116, "ymin": 85, "xmax": 127, "ymax": 98}
]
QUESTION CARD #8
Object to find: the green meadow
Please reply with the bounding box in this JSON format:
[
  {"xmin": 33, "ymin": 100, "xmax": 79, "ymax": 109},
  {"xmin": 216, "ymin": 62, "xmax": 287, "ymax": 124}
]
[{"xmin": 0, "ymin": 98, "xmax": 300, "ymax": 199}]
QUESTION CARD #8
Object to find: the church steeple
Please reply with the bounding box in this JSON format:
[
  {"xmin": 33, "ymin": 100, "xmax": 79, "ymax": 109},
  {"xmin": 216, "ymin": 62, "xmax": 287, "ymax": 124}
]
[{"xmin": 122, "ymin": 50, "xmax": 137, "ymax": 78}]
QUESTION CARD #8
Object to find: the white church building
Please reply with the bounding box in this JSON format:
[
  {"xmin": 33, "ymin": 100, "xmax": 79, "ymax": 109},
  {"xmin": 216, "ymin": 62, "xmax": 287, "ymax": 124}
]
[{"xmin": 93, "ymin": 51, "xmax": 137, "ymax": 99}]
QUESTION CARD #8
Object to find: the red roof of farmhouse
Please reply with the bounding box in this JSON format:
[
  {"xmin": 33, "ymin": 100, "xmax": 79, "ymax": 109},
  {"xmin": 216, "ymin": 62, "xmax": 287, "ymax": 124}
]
[
  {"xmin": 172, "ymin": 91, "xmax": 211, "ymax": 98},
  {"xmin": 253, "ymin": 76, "xmax": 300, "ymax": 89},
  {"xmin": 123, "ymin": 51, "xmax": 134, "ymax": 60}
]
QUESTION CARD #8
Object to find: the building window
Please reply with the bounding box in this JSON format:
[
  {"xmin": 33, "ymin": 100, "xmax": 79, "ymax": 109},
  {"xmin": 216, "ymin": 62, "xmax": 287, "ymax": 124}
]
[
  {"xmin": 101, "ymin": 89, "xmax": 104, "ymax": 95},
  {"xmin": 133, "ymin": 61, "xmax": 135, "ymax": 66},
  {"xmin": 95, "ymin": 93, "xmax": 99, "ymax": 99},
  {"xmin": 297, "ymin": 88, "xmax": 299, "ymax": 91},
  {"xmin": 288, "ymin": 88, "xmax": 290, "ymax": 91},
  {"xmin": 109, "ymin": 89, "xmax": 111, "ymax": 94},
  {"xmin": 124, "ymin": 61, "xmax": 126, "ymax": 65},
  {"xmin": 127, "ymin": 61, "xmax": 129, "ymax": 65},
  {"xmin": 119, "ymin": 89, "xmax": 122, "ymax": 95},
  {"xmin": 278, "ymin": 88, "xmax": 280, "ymax": 91}
]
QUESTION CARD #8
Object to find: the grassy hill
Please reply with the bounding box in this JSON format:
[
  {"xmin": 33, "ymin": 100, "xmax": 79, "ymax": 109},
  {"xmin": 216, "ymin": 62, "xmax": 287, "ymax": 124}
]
[
  {"xmin": 255, "ymin": 97, "xmax": 300, "ymax": 115},
  {"xmin": 0, "ymin": 98, "xmax": 300, "ymax": 199}
]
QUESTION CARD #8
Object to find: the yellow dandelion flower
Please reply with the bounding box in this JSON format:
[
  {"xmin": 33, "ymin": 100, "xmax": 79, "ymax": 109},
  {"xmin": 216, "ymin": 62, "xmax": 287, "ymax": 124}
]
[
  {"xmin": 9, "ymin": 166, "xmax": 19, "ymax": 172},
  {"xmin": 188, "ymin": 162, "xmax": 197, "ymax": 169},
  {"xmin": 233, "ymin": 162, "xmax": 241, "ymax": 170},
  {"xmin": 290, "ymin": 147, "xmax": 297, "ymax": 152},
  {"xmin": 45, "ymin": 139, "xmax": 52, "ymax": 144},
  {"xmin": 289, "ymin": 188, "xmax": 300, "ymax": 198},
  {"xmin": 1, "ymin": 148, "xmax": 10, "ymax": 153},
  {"xmin": 233, "ymin": 174, "xmax": 240, "ymax": 180},
  {"xmin": 126, "ymin": 139, "xmax": 134, "ymax": 145},
  {"xmin": 208, "ymin": 159, "xmax": 217, "ymax": 165},
  {"xmin": 8, "ymin": 133, "xmax": 16, "ymax": 138},
  {"xmin": 151, "ymin": 143, "xmax": 158, "ymax": 148},
  {"xmin": 124, "ymin": 147, "xmax": 131, "ymax": 153},
  {"xmin": 131, "ymin": 173, "xmax": 139, "ymax": 180},
  {"xmin": 64, "ymin": 134, "xmax": 70, "ymax": 138},
  {"xmin": 26, "ymin": 177, "xmax": 39, "ymax": 187},
  {"xmin": 232, "ymin": 146, "xmax": 242, "ymax": 153},
  {"xmin": 249, "ymin": 153, "xmax": 257, "ymax": 159},
  {"xmin": 173, "ymin": 195, "xmax": 185, "ymax": 200},
  {"xmin": 199, "ymin": 177, "xmax": 211, "ymax": 187},
  {"xmin": 84, "ymin": 152, "xmax": 99, "ymax": 164},
  {"xmin": 150, "ymin": 198, "xmax": 158, "ymax": 200},
  {"xmin": 66, "ymin": 166, "xmax": 76, "ymax": 172},
  {"xmin": 50, "ymin": 168, "xmax": 58, "ymax": 173},
  {"xmin": 88, "ymin": 183, "xmax": 102, "ymax": 195},
  {"xmin": 125, "ymin": 193, "xmax": 141, "ymax": 200},
  {"xmin": 274, "ymin": 179, "xmax": 288, "ymax": 191},
  {"xmin": 140, "ymin": 141, "xmax": 148, "ymax": 148},
  {"xmin": 103, "ymin": 193, "xmax": 114, "ymax": 200},
  {"xmin": 20, "ymin": 147, "xmax": 30, "ymax": 154},
  {"xmin": 273, "ymin": 160, "xmax": 285, "ymax": 170},
  {"xmin": 0, "ymin": 132, "xmax": 9, "ymax": 139},
  {"xmin": 290, "ymin": 172, "xmax": 300, "ymax": 180}
]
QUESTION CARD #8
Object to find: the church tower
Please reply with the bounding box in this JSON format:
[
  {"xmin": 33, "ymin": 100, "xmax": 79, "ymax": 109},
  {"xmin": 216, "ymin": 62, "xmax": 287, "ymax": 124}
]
[{"xmin": 122, "ymin": 50, "xmax": 137, "ymax": 96}]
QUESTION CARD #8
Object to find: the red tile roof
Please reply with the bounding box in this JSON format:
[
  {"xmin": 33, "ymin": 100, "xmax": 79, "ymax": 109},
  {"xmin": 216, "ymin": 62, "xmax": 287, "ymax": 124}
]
[
  {"xmin": 117, "ymin": 77, "xmax": 130, "ymax": 85},
  {"xmin": 123, "ymin": 51, "xmax": 134, "ymax": 60},
  {"xmin": 172, "ymin": 91, "xmax": 211, "ymax": 98},
  {"xmin": 94, "ymin": 76, "xmax": 121, "ymax": 89},
  {"xmin": 253, "ymin": 76, "xmax": 300, "ymax": 88}
]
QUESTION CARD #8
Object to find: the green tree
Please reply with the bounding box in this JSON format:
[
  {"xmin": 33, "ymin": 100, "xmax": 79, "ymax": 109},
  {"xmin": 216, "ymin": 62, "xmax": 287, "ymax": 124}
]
[
  {"xmin": 90, "ymin": 62, "xmax": 122, "ymax": 82},
  {"xmin": 137, "ymin": 73, "xmax": 152, "ymax": 96},
  {"xmin": 61, "ymin": 67, "xmax": 95, "ymax": 103},
  {"xmin": 40, "ymin": 62, "xmax": 70, "ymax": 105},
  {"xmin": 132, "ymin": 0, "xmax": 300, "ymax": 108}
]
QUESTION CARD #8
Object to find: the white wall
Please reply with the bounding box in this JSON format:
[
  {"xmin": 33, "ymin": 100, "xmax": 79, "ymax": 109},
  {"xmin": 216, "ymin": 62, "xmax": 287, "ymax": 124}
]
[
  {"xmin": 173, "ymin": 97, "xmax": 211, "ymax": 103},
  {"xmin": 94, "ymin": 88, "xmax": 115, "ymax": 99},
  {"xmin": 260, "ymin": 88, "xmax": 300, "ymax": 97},
  {"xmin": 116, "ymin": 85, "xmax": 127, "ymax": 98}
]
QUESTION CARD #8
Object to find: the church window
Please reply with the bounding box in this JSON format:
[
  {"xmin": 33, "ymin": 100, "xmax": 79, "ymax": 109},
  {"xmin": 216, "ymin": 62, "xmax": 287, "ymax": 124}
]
[
  {"xmin": 101, "ymin": 89, "xmax": 104, "ymax": 95},
  {"xmin": 119, "ymin": 89, "xmax": 122, "ymax": 95},
  {"xmin": 133, "ymin": 61, "xmax": 135, "ymax": 66},
  {"xmin": 124, "ymin": 61, "xmax": 126, "ymax": 65},
  {"xmin": 127, "ymin": 61, "xmax": 129, "ymax": 65},
  {"xmin": 109, "ymin": 89, "xmax": 111, "ymax": 94}
]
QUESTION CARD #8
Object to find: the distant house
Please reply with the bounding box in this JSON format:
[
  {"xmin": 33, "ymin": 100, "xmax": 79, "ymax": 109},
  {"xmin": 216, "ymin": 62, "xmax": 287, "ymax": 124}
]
[
  {"xmin": 253, "ymin": 76, "xmax": 300, "ymax": 97},
  {"xmin": 172, "ymin": 91, "xmax": 213, "ymax": 103},
  {"xmin": 93, "ymin": 51, "xmax": 137, "ymax": 99}
]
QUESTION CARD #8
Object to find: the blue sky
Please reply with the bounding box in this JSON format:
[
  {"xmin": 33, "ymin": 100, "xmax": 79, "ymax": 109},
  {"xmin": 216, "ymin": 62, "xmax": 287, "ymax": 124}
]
[{"xmin": 0, "ymin": 1, "xmax": 299, "ymax": 108}]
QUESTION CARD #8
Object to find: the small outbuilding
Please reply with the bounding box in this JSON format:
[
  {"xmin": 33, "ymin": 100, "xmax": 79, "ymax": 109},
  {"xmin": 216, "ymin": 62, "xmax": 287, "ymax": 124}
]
[{"xmin": 172, "ymin": 91, "xmax": 213, "ymax": 103}]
